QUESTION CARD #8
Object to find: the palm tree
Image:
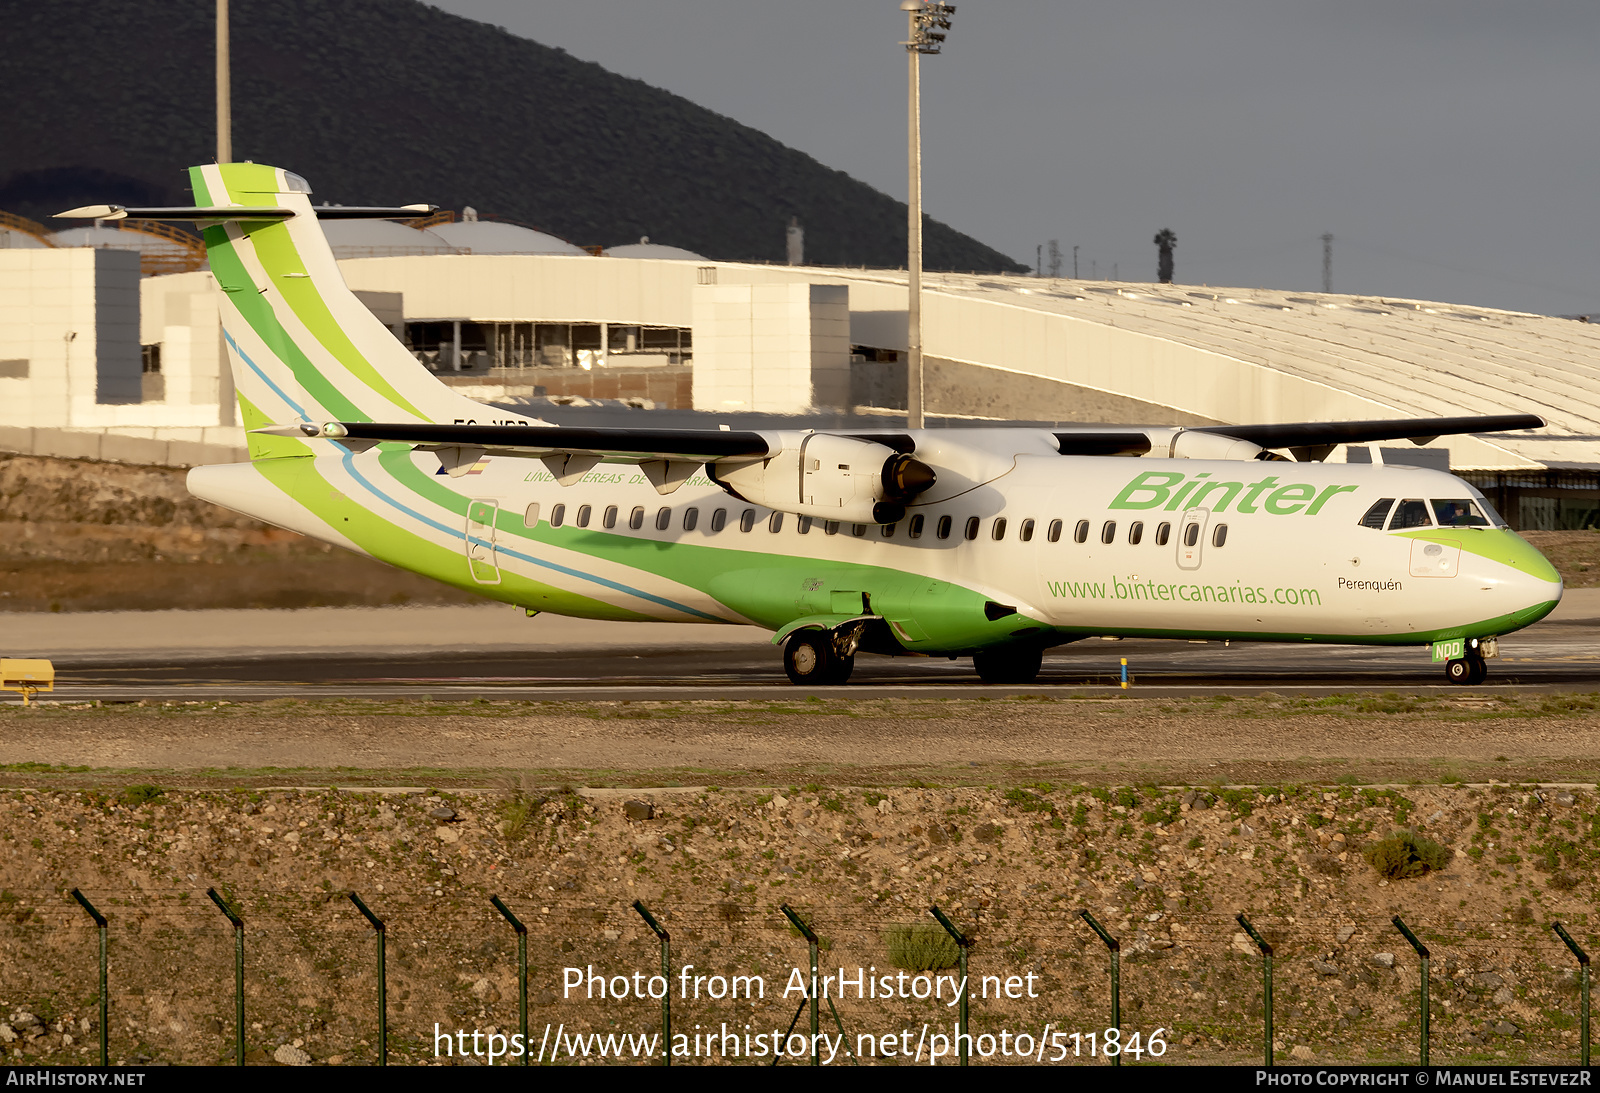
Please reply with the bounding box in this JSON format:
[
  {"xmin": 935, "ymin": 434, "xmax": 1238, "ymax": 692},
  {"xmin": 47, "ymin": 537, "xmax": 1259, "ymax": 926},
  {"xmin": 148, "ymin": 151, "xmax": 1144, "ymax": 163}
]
[{"xmin": 1153, "ymin": 228, "xmax": 1176, "ymax": 284}]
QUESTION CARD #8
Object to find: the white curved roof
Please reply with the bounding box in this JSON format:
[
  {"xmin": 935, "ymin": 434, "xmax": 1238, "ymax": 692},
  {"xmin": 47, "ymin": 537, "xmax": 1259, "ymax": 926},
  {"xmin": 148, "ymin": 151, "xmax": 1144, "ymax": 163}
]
[
  {"xmin": 320, "ymin": 220, "xmax": 456, "ymax": 259},
  {"xmin": 605, "ymin": 241, "xmax": 706, "ymax": 261},
  {"xmin": 0, "ymin": 229, "xmax": 50, "ymax": 250},
  {"xmin": 51, "ymin": 225, "xmax": 194, "ymax": 259},
  {"xmin": 430, "ymin": 220, "xmax": 585, "ymax": 255}
]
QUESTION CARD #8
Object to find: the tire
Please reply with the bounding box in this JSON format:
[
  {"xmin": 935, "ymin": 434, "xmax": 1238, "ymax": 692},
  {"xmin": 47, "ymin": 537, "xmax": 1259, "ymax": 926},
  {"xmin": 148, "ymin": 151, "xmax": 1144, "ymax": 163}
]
[
  {"xmin": 1444, "ymin": 657, "xmax": 1473, "ymax": 685},
  {"xmin": 784, "ymin": 631, "xmax": 848, "ymax": 686},
  {"xmin": 1467, "ymin": 655, "xmax": 1489, "ymax": 685},
  {"xmin": 973, "ymin": 647, "xmax": 1043, "ymax": 684}
]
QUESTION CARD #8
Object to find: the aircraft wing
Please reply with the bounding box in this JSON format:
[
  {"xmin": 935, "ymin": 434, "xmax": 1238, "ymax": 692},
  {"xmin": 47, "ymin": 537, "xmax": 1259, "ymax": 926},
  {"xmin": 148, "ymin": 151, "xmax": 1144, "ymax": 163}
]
[{"xmin": 1192, "ymin": 413, "xmax": 1545, "ymax": 449}]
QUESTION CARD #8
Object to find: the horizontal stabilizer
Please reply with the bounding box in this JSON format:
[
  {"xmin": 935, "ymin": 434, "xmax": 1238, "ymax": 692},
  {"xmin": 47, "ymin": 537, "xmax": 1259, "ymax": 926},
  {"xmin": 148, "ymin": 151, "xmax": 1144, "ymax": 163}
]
[{"xmin": 54, "ymin": 204, "xmax": 436, "ymax": 222}]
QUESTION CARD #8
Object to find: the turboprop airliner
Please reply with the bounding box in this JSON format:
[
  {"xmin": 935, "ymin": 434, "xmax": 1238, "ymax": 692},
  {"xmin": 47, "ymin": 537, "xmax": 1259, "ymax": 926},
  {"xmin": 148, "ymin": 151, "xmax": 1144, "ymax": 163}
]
[{"xmin": 59, "ymin": 163, "xmax": 1562, "ymax": 686}]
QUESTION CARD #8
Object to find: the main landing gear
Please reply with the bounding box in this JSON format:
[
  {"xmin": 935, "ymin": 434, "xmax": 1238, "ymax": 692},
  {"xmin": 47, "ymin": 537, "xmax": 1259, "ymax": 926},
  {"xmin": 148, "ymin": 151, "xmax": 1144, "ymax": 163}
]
[
  {"xmin": 1445, "ymin": 652, "xmax": 1488, "ymax": 686},
  {"xmin": 783, "ymin": 630, "xmax": 855, "ymax": 686}
]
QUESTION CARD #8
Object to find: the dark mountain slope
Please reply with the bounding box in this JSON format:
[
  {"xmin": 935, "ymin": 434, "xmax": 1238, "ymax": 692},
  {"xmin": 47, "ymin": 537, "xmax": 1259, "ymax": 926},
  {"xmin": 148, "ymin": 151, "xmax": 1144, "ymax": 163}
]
[{"xmin": 0, "ymin": 0, "xmax": 1023, "ymax": 271}]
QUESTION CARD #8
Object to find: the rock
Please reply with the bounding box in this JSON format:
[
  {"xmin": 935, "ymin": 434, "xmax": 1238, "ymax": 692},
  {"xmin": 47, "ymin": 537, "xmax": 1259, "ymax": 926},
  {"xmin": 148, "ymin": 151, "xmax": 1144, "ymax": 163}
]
[
  {"xmin": 1493, "ymin": 987, "xmax": 1515, "ymax": 1006},
  {"xmin": 273, "ymin": 1044, "xmax": 312, "ymax": 1065},
  {"xmin": 11, "ymin": 1014, "xmax": 38, "ymax": 1030},
  {"xmin": 1231, "ymin": 932, "xmax": 1256, "ymax": 956},
  {"xmin": 974, "ymin": 823, "xmax": 1003, "ymax": 844},
  {"xmin": 1312, "ymin": 959, "xmax": 1340, "ymax": 977},
  {"xmin": 0, "ymin": 1026, "xmax": 14, "ymax": 1043},
  {"xmin": 1291, "ymin": 1045, "xmax": 1314, "ymax": 1060},
  {"xmin": 436, "ymin": 827, "xmax": 459, "ymax": 844},
  {"xmin": 1556, "ymin": 792, "xmax": 1576, "ymax": 807},
  {"xmin": 471, "ymin": 977, "xmax": 492, "ymax": 998},
  {"xmin": 283, "ymin": 831, "xmax": 300, "ymax": 845},
  {"xmin": 244, "ymin": 1048, "xmax": 268, "ymax": 1064},
  {"xmin": 622, "ymin": 800, "xmax": 654, "ymax": 821},
  {"xmin": 771, "ymin": 795, "xmax": 788, "ymax": 811},
  {"xmin": 1494, "ymin": 1021, "xmax": 1520, "ymax": 1038},
  {"xmin": 877, "ymin": 799, "xmax": 892, "ymax": 814},
  {"xmin": 1336, "ymin": 925, "xmax": 1358, "ymax": 945},
  {"xmin": 1371, "ymin": 952, "xmax": 1395, "ymax": 968},
  {"xmin": 429, "ymin": 807, "xmax": 458, "ymax": 822}
]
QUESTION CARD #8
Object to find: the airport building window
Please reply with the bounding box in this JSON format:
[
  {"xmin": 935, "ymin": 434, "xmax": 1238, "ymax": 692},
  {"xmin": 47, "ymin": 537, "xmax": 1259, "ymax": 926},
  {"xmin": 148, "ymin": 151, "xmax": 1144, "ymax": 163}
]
[
  {"xmin": 524, "ymin": 503, "xmax": 539, "ymax": 527},
  {"xmin": 1212, "ymin": 523, "xmax": 1228, "ymax": 547},
  {"xmin": 769, "ymin": 512, "xmax": 784, "ymax": 533},
  {"xmin": 964, "ymin": 517, "xmax": 980, "ymax": 541},
  {"xmin": 1074, "ymin": 519, "xmax": 1089, "ymax": 544},
  {"xmin": 991, "ymin": 517, "xmax": 1007, "ymax": 541},
  {"xmin": 1046, "ymin": 519, "xmax": 1062, "ymax": 543},
  {"xmin": 1019, "ymin": 518, "xmax": 1034, "ymax": 542},
  {"xmin": 1155, "ymin": 521, "xmax": 1171, "ymax": 546},
  {"xmin": 1101, "ymin": 520, "xmax": 1116, "ymax": 544},
  {"xmin": 798, "ymin": 516, "xmax": 812, "ymax": 534},
  {"xmin": 1360, "ymin": 498, "xmax": 1395, "ymax": 529},
  {"xmin": 1128, "ymin": 521, "xmax": 1144, "ymax": 545},
  {"xmin": 683, "ymin": 507, "xmax": 699, "ymax": 531},
  {"xmin": 577, "ymin": 505, "xmax": 593, "ymax": 528},
  {"xmin": 825, "ymin": 520, "xmax": 841, "ymax": 535},
  {"xmin": 908, "ymin": 515, "xmax": 925, "ymax": 539},
  {"xmin": 656, "ymin": 507, "xmax": 672, "ymax": 531},
  {"xmin": 710, "ymin": 508, "xmax": 727, "ymax": 532},
  {"xmin": 602, "ymin": 505, "xmax": 617, "ymax": 529},
  {"xmin": 550, "ymin": 503, "xmax": 565, "ymax": 527},
  {"xmin": 936, "ymin": 515, "xmax": 953, "ymax": 540},
  {"xmin": 630, "ymin": 506, "xmax": 645, "ymax": 530},
  {"xmin": 1389, "ymin": 499, "xmax": 1432, "ymax": 530}
]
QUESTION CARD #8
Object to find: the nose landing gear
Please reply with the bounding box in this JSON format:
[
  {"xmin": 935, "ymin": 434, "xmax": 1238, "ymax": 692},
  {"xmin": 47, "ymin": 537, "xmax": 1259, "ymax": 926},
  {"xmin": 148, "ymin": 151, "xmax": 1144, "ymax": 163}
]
[{"xmin": 1445, "ymin": 653, "xmax": 1488, "ymax": 685}]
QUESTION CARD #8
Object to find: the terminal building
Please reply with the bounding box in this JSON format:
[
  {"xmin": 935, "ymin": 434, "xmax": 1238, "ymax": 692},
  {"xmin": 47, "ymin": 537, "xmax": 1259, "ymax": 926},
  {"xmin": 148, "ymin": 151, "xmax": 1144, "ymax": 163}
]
[{"xmin": 3, "ymin": 210, "xmax": 1600, "ymax": 530}]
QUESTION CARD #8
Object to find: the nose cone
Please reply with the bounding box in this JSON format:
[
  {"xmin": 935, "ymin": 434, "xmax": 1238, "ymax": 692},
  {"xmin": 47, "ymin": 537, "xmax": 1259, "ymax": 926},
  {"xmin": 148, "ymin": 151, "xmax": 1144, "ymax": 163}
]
[{"xmin": 1466, "ymin": 530, "xmax": 1562, "ymax": 632}]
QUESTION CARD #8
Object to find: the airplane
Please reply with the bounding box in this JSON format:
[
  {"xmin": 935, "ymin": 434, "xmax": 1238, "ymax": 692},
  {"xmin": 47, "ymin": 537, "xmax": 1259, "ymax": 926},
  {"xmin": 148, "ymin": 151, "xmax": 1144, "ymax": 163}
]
[{"xmin": 59, "ymin": 163, "xmax": 1562, "ymax": 687}]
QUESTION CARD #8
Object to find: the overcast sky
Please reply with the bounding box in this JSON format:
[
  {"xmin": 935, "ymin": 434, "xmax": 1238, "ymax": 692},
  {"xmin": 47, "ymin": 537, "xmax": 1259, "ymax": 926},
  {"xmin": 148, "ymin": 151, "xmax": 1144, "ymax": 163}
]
[{"xmin": 432, "ymin": 0, "xmax": 1598, "ymax": 315}]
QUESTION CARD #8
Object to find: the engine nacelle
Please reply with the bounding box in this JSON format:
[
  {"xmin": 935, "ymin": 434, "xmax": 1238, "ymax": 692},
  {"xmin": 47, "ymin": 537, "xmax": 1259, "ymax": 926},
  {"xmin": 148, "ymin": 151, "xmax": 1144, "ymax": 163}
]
[
  {"xmin": 710, "ymin": 433, "xmax": 935, "ymax": 524},
  {"xmin": 1167, "ymin": 429, "xmax": 1267, "ymax": 461}
]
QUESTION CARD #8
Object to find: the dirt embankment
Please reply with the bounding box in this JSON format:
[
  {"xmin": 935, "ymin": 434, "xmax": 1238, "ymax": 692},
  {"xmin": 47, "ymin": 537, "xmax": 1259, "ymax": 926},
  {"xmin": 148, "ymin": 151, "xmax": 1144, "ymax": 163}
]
[
  {"xmin": 0, "ymin": 454, "xmax": 482, "ymax": 611},
  {"xmin": 0, "ymin": 780, "xmax": 1592, "ymax": 1066}
]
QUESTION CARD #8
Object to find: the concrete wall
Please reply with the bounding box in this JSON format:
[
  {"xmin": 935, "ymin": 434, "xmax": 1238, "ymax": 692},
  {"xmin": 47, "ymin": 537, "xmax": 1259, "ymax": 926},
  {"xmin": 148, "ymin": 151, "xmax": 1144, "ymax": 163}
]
[
  {"xmin": 690, "ymin": 282, "xmax": 849, "ymax": 412},
  {"xmin": 0, "ymin": 425, "xmax": 247, "ymax": 467}
]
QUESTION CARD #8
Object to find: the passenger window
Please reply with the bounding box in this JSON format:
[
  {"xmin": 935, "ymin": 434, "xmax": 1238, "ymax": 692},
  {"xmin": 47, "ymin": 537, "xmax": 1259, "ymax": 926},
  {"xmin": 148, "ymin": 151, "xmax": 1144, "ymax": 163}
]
[
  {"xmin": 991, "ymin": 517, "xmax": 1007, "ymax": 541},
  {"xmin": 1047, "ymin": 519, "xmax": 1063, "ymax": 543},
  {"xmin": 798, "ymin": 516, "xmax": 812, "ymax": 534},
  {"xmin": 630, "ymin": 506, "xmax": 645, "ymax": 530},
  {"xmin": 1128, "ymin": 521, "xmax": 1144, "ymax": 545},
  {"xmin": 1431, "ymin": 499, "xmax": 1491, "ymax": 527},
  {"xmin": 1212, "ymin": 523, "xmax": 1228, "ymax": 547},
  {"xmin": 769, "ymin": 512, "xmax": 784, "ymax": 533},
  {"xmin": 656, "ymin": 507, "xmax": 672, "ymax": 531},
  {"xmin": 600, "ymin": 505, "xmax": 615, "ymax": 529},
  {"xmin": 1359, "ymin": 498, "xmax": 1395, "ymax": 529},
  {"xmin": 1019, "ymin": 519, "xmax": 1034, "ymax": 543},
  {"xmin": 964, "ymin": 517, "xmax": 980, "ymax": 540},
  {"xmin": 710, "ymin": 508, "xmax": 727, "ymax": 532},
  {"xmin": 682, "ymin": 507, "xmax": 699, "ymax": 531},
  {"xmin": 1155, "ymin": 521, "xmax": 1171, "ymax": 546},
  {"xmin": 825, "ymin": 520, "xmax": 840, "ymax": 535},
  {"xmin": 1389, "ymin": 499, "xmax": 1432, "ymax": 530},
  {"xmin": 908, "ymin": 515, "xmax": 925, "ymax": 539},
  {"xmin": 550, "ymin": 503, "xmax": 566, "ymax": 527},
  {"xmin": 1183, "ymin": 523, "xmax": 1201, "ymax": 547},
  {"xmin": 524, "ymin": 502, "xmax": 540, "ymax": 527},
  {"xmin": 1100, "ymin": 520, "xmax": 1116, "ymax": 544},
  {"xmin": 936, "ymin": 515, "xmax": 953, "ymax": 540},
  {"xmin": 577, "ymin": 504, "xmax": 593, "ymax": 528},
  {"xmin": 739, "ymin": 509, "xmax": 756, "ymax": 532},
  {"xmin": 881, "ymin": 522, "xmax": 895, "ymax": 538},
  {"xmin": 1074, "ymin": 519, "xmax": 1089, "ymax": 544},
  {"xmin": 852, "ymin": 524, "xmax": 867, "ymax": 537}
]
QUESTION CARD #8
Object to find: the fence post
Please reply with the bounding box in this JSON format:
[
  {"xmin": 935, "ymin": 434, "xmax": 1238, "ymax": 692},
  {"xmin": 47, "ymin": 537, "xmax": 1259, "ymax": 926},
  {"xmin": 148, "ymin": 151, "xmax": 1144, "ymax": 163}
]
[
  {"xmin": 1237, "ymin": 913, "xmax": 1274, "ymax": 1067},
  {"xmin": 1552, "ymin": 922, "xmax": 1591, "ymax": 1066},
  {"xmin": 206, "ymin": 888, "xmax": 246, "ymax": 1066},
  {"xmin": 69, "ymin": 889, "xmax": 108, "ymax": 1067},
  {"xmin": 489, "ymin": 896, "xmax": 528, "ymax": 1067},
  {"xmin": 779, "ymin": 905, "xmax": 822, "ymax": 1065},
  {"xmin": 1079, "ymin": 909, "xmax": 1121, "ymax": 1067},
  {"xmin": 632, "ymin": 901, "xmax": 671, "ymax": 1067},
  {"xmin": 929, "ymin": 905, "xmax": 972, "ymax": 1067},
  {"xmin": 348, "ymin": 892, "xmax": 387, "ymax": 1067},
  {"xmin": 1392, "ymin": 915, "xmax": 1430, "ymax": 1067}
]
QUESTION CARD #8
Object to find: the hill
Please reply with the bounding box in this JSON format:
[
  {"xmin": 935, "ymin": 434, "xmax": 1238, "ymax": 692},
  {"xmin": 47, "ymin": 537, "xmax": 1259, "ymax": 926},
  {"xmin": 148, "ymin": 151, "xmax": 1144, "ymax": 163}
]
[{"xmin": 0, "ymin": 0, "xmax": 1024, "ymax": 272}]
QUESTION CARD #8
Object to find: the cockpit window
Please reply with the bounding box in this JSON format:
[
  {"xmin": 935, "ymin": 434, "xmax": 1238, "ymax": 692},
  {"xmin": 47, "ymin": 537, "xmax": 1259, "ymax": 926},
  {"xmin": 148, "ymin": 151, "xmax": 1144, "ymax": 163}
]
[
  {"xmin": 1431, "ymin": 499, "xmax": 1493, "ymax": 527},
  {"xmin": 1359, "ymin": 498, "xmax": 1395, "ymax": 529},
  {"xmin": 1388, "ymin": 499, "xmax": 1432, "ymax": 530}
]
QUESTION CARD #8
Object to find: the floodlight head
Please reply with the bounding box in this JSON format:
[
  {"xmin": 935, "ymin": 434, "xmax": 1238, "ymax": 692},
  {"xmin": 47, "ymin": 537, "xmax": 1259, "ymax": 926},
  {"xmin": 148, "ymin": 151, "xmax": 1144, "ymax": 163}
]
[{"xmin": 899, "ymin": 0, "xmax": 923, "ymax": 10}]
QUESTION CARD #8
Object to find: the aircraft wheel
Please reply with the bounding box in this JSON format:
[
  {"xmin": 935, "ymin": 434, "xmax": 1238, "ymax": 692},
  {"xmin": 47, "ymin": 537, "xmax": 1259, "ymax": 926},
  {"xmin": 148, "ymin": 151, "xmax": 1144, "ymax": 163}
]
[
  {"xmin": 973, "ymin": 647, "xmax": 1043, "ymax": 684},
  {"xmin": 1467, "ymin": 655, "xmax": 1489, "ymax": 685},
  {"xmin": 1444, "ymin": 656, "xmax": 1486, "ymax": 685},
  {"xmin": 784, "ymin": 631, "xmax": 850, "ymax": 686}
]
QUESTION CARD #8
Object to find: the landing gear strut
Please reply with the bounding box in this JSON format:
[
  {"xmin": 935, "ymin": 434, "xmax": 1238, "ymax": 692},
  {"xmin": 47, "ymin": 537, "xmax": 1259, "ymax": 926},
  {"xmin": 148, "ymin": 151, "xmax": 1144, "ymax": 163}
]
[
  {"xmin": 1445, "ymin": 654, "xmax": 1488, "ymax": 685},
  {"xmin": 783, "ymin": 630, "xmax": 855, "ymax": 686}
]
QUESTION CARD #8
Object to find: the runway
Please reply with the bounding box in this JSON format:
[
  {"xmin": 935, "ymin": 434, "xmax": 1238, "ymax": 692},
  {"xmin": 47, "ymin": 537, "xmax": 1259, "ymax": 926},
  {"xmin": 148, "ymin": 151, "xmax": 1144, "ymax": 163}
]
[{"xmin": 3, "ymin": 595, "xmax": 1597, "ymax": 701}]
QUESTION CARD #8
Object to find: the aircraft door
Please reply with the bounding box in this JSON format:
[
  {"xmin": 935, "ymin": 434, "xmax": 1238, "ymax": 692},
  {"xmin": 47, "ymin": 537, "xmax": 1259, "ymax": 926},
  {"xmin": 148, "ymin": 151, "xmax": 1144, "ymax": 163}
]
[
  {"xmin": 466, "ymin": 499, "xmax": 501, "ymax": 584},
  {"xmin": 1176, "ymin": 508, "xmax": 1209, "ymax": 571}
]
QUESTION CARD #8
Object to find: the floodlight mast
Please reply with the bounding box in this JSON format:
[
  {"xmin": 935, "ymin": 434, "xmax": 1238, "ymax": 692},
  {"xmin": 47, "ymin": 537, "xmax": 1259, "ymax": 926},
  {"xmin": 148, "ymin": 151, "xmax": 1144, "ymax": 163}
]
[
  {"xmin": 216, "ymin": 0, "xmax": 231, "ymax": 164},
  {"xmin": 902, "ymin": 0, "xmax": 954, "ymax": 430}
]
